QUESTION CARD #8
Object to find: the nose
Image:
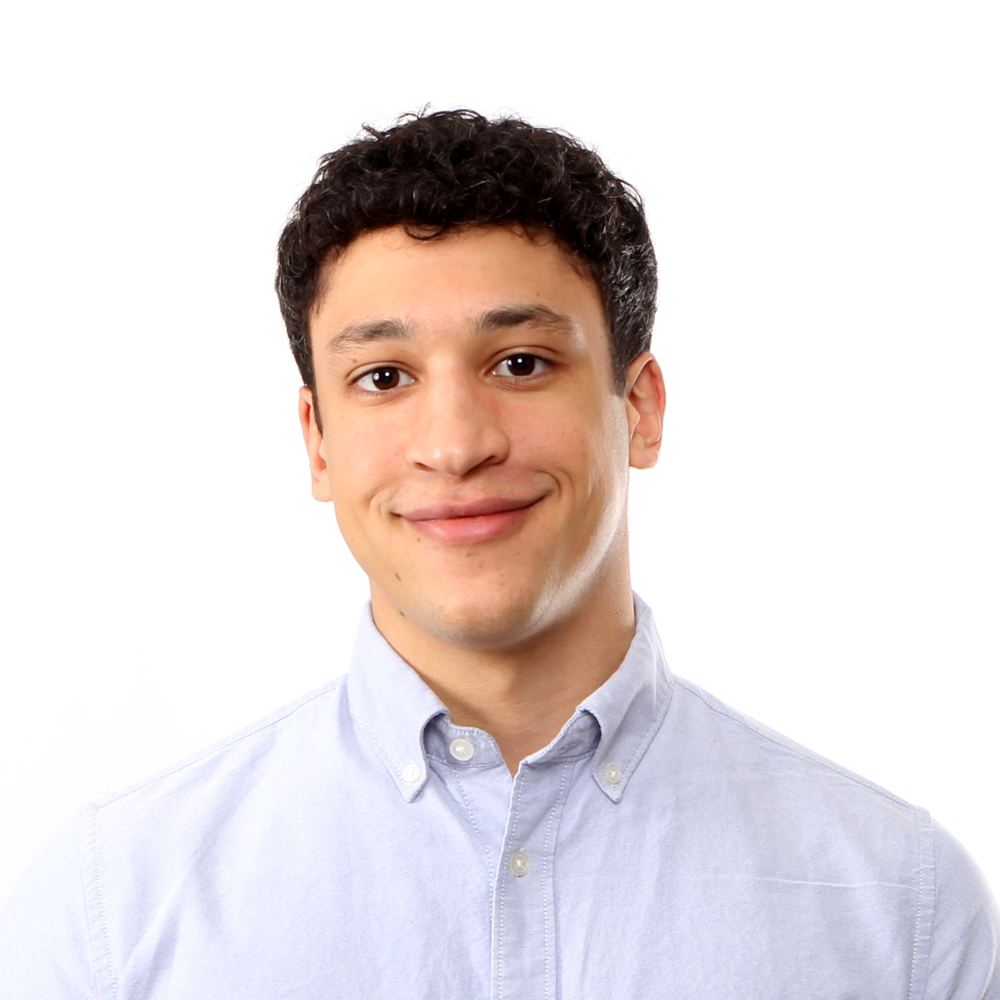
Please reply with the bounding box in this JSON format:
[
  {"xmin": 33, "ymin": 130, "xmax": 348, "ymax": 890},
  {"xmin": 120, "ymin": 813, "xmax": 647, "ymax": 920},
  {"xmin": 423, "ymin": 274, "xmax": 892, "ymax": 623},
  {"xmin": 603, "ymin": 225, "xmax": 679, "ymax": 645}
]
[{"xmin": 404, "ymin": 373, "xmax": 509, "ymax": 477}]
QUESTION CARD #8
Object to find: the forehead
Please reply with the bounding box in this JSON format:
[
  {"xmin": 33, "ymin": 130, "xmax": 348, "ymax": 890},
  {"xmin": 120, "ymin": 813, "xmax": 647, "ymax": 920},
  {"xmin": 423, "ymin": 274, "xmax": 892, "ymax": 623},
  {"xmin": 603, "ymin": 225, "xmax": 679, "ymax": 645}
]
[{"xmin": 310, "ymin": 225, "xmax": 606, "ymax": 336}]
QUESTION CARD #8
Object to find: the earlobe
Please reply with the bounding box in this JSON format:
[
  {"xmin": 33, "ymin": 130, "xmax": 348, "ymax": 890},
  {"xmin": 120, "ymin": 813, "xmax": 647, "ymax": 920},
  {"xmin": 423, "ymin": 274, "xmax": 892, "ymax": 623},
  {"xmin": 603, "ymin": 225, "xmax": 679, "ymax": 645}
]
[
  {"xmin": 298, "ymin": 387, "xmax": 333, "ymax": 502},
  {"xmin": 625, "ymin": 353, "xmax": 666, "ymax": 470}
]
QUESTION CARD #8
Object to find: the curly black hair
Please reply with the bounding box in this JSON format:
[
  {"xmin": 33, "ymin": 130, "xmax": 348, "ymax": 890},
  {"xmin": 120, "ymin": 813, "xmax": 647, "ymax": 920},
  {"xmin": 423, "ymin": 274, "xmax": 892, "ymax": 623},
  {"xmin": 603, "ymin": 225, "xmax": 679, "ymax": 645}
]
[{"xmin": 275, "ymin": 110, "xmax": 657, "ymax": 395}]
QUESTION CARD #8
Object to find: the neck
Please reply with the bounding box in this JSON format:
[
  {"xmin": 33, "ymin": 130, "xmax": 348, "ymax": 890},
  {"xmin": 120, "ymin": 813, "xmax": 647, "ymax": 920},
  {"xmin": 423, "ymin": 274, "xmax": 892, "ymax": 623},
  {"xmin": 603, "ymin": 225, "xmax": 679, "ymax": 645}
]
[{"xmin": 370, "ymin": 562, "xmax": 636, "ymax": 774}]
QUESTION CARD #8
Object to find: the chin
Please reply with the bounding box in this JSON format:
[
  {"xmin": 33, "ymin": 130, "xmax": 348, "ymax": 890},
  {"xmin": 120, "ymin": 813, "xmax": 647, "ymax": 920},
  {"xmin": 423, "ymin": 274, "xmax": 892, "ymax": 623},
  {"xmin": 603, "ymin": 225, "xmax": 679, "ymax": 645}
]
[{"xmin": 405, "ymin": 580, "xmax": 555, "ymax": 651}]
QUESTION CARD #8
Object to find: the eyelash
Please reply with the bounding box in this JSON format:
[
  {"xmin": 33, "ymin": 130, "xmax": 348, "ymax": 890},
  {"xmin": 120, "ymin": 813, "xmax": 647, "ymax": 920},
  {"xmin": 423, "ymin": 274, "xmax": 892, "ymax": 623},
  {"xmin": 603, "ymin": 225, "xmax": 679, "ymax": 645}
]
[{"xmin": 351, "ymin": 353, "xmax": 552, "ymax": 393}]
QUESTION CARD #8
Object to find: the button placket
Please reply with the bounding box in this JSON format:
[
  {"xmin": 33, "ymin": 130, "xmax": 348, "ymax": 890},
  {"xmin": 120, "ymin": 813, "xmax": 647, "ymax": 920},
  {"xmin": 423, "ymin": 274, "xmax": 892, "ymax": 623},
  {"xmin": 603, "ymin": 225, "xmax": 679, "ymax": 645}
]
[{"xmin": 491, "ymin": 760, "xmax": 573, "ymax": 1000}]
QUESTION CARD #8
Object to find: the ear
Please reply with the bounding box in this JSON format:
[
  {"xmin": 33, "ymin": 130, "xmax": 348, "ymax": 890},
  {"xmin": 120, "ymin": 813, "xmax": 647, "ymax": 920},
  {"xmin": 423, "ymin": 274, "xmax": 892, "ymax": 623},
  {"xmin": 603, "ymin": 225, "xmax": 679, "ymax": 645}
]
[
  {"xmin": 624, "ymin": 353, "xmax": 666, "ymax": 470},
  {"xmin": 298, "ymin": 387, "xmax": 333, "ymax": 502}
]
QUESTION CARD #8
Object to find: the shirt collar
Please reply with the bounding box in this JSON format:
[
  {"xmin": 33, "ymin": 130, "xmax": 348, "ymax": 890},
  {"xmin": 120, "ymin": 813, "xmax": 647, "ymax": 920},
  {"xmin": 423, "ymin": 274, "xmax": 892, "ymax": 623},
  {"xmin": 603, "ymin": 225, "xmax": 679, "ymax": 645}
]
[
  {"xmin": 346, "ymin": 594, "xmax": 673, "ymax": 803},
  {"xmin": 575, "ymin": 594, "xmax": 674, "ymax": 802},
  {"xmin": 346, "ymin": 607, "xmax": 447, "ymax": 802}
]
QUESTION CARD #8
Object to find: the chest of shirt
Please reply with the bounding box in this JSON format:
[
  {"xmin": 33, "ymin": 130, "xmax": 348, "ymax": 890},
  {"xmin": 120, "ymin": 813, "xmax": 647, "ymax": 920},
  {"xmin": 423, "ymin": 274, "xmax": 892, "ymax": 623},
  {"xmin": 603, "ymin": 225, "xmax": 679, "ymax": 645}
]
[{"xmin": 94, "ymin": 724, "xmax": 923, "ymax": 1000}]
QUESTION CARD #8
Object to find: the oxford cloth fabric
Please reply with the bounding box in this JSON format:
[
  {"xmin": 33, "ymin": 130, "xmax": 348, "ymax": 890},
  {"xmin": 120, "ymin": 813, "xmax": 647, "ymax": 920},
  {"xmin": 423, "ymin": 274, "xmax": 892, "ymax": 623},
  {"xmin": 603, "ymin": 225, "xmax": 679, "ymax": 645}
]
[{"xmin": 1, "ymin": 598, "xmax": 997, "ymax": 999}]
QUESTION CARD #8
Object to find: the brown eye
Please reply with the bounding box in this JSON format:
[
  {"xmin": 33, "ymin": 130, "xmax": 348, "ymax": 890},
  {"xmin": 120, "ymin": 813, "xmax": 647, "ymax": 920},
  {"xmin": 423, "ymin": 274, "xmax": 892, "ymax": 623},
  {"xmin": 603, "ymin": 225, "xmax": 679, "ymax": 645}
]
[
  {"xmin": 493, "ymin": 354, "xmax": 549, "ymax": 378},
  {"xmin": 355, "ymin": 366, "xmax": 415, "ymax": 392},
  {"xmin": 505, "ymin": 354, "xmax": 536, "ymax": 376}
]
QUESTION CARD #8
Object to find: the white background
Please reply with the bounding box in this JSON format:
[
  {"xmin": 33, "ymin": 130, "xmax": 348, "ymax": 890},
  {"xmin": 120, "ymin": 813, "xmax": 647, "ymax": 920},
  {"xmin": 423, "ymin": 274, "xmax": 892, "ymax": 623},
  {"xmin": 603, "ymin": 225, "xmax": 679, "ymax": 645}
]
[{"xmin": 1, "ymin": 0, "xmax": 997, "ymax": 908}]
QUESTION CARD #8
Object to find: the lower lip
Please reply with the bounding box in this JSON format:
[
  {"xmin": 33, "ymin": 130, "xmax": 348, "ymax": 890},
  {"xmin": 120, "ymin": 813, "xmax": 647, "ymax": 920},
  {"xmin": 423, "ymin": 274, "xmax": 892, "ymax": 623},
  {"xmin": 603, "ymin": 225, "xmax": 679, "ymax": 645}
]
[{"xmin": 406, "ymin": 505, "xmax": 535, "ymax": 544}]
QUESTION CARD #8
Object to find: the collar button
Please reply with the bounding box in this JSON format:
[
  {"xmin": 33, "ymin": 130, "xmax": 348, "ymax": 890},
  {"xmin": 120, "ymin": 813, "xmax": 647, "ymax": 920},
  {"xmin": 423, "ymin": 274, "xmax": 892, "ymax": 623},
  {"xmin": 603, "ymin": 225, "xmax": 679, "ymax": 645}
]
[{"xmin": 449, "ymin": 738, "xmax": 476, "ymax": 762}]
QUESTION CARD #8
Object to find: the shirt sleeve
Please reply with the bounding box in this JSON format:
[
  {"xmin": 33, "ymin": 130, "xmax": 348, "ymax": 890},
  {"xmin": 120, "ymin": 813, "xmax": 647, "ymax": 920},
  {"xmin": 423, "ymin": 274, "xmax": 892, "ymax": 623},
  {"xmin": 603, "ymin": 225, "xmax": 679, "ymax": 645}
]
[
  {"xmin": 0, "ymin": 812, "xmax": 99, "ymax": 999},
  {"xmin": 924, "ymin": 819, "xmax": 1000, "ymax": 1000}
]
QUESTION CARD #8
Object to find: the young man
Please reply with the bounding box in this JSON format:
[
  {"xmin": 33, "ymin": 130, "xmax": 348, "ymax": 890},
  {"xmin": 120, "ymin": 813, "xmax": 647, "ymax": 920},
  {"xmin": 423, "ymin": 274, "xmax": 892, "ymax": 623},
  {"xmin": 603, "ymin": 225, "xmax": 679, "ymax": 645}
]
[{"xmin": 1, "ymin": 111, "xmax": 996, "ymax": 999}]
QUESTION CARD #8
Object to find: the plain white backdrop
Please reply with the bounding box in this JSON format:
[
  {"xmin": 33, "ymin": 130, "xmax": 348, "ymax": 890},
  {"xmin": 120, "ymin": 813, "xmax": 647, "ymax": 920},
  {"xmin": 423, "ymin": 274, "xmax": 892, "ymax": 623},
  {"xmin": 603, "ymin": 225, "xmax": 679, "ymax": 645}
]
[{"xmin": 1, "ymin": 0, "xmax": 997, "ymax": 908}]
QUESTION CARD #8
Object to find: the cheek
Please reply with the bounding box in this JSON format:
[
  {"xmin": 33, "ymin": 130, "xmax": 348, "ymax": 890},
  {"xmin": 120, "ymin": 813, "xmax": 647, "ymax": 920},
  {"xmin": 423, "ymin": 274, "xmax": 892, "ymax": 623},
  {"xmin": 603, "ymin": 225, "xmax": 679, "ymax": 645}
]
[
  {"xmin": 324, "ymin": 418, "xmax": 405, "ymax": 510},
  {"xmin": 509, "ymin": 400, "xmax": 627, "ymax": 493}
]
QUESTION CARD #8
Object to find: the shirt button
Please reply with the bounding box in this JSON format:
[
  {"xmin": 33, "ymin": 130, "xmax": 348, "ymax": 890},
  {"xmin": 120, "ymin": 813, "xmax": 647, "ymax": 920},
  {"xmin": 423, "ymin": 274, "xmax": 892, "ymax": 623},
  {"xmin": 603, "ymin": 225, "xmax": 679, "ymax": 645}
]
[
  {"xmin": 509, "ymin": 850, "xmax": 531, "ymax": 878},
  {"xmin": 401, "ymin": 762, "xmax": 421, "ymax": 784},
  {"xmin": 449, "ymin": 738, "xmax": 476, "ymax": 762},
  {"xmin": 604, "ymin": 763, "xmax": 622, "ymax": 785}
]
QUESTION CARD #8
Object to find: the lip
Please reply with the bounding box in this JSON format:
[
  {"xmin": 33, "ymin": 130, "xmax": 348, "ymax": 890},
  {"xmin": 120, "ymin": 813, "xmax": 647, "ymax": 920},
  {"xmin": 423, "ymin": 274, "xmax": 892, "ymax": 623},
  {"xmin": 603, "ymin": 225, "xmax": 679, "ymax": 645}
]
[{"xmin": 398, "ymin": 495, "xmax": 544, "ymax": 544}]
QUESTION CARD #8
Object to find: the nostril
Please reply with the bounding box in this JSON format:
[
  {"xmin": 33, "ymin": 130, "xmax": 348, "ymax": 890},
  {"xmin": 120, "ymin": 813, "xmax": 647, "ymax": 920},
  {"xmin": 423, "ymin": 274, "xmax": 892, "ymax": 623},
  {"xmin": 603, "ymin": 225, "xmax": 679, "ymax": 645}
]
[{"xmin": 405, "ymin": 425, "xmax": 510, "ymax": 477}]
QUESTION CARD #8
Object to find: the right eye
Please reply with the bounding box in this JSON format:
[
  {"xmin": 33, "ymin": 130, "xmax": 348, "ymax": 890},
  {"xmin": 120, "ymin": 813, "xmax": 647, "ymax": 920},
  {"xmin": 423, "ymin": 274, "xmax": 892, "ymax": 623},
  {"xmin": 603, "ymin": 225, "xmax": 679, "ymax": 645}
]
[{"xmin": 354, "ymin": 366, "xmax": 415, "ymax": 392}]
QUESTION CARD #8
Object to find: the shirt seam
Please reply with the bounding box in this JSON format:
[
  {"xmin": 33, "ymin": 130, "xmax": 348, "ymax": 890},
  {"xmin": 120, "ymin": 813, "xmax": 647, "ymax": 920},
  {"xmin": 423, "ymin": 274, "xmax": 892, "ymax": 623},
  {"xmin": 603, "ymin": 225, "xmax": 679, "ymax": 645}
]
[
  {"xmin": 81, "ymin": 804, "xmax": 119, "ymax": 1000},
  {"xmin": 542, "ymin": 761, "xmax": 571, "ymax": 1000},
  {"xmin": 908, "ymin": 829, "xmax": 926, "ymax": 1000},
  {"xmin": 75, "ymin": 809, "xmax": 103, "ymax": 1000},
  {"xmin": 450, "ymin": 769, "xmax": 496, "ymax": 882},
  {"xmin": 592, "ymin": 674, "xmax": 672, "ymax": 800},
  {"xmin": 351, "ymin": 690, "xmax": 445, "ymax": 791},
  {"xmin": 621, "ymin": 686, "xmax": 670, "ymax": 775},
  {"xmin": 909, "ymin": 809, "xmax": 937, "ymax": 1000},
  {"xmin": 352, "ymin": 696, "xmax": 404, "ymax": 773},
  {"xmin": 425, "ymin": 754, "xmax": 506, "ymax": 769},
  {"xmin": 674, "ymin": 677, "xmax": 920, "ymax": 811},
  {"xmin": 93, "ymin": 677, "xmax": 347, "ymax": 809},
  {"xmin": 426, "ymin": 750, "xmax": 595, "ymax": 768}
]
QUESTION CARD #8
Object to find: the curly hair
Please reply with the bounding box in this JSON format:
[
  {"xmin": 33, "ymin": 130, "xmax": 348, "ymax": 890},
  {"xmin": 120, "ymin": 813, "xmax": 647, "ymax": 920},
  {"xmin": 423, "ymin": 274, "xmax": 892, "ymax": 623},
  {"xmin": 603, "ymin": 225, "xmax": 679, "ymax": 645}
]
[{"xmin": 275, "ymin": 110, "xmax": 657, "ymax": 395}]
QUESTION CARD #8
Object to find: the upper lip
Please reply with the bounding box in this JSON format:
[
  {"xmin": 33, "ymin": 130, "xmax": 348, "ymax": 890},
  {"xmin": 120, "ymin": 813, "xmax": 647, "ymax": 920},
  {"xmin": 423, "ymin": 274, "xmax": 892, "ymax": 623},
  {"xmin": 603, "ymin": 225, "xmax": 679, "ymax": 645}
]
[{"xmin": 398, "ymin": 495, "xmax": 544, "ymax": 521}]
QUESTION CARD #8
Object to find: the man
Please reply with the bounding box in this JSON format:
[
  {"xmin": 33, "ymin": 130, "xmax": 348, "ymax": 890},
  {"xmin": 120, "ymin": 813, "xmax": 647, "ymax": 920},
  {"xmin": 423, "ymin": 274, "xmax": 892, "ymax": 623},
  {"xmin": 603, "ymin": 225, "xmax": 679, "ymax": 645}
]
[{"xmin": 1, "ymin": 110, "xmax": 996, "ymax": 999}]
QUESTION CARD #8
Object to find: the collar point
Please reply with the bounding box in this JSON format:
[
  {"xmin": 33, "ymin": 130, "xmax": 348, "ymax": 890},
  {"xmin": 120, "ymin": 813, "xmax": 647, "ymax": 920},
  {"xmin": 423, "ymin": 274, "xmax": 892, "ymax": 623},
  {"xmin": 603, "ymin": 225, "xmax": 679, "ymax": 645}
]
[
  {"xmin": 395, "ymin": 762, "xmax": 429, "ymax": 801},
  {"xmin": 592, "ymin": 769, "xmax": 628, "ymax": 803}
]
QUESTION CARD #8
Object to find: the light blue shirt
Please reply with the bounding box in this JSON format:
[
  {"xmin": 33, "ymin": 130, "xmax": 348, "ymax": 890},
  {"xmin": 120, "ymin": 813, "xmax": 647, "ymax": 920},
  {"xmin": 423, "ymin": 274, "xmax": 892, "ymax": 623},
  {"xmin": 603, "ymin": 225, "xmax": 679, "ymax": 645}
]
[{"xmin": 2, "ymin": 597, "xmax": 997, "ymax": 999}]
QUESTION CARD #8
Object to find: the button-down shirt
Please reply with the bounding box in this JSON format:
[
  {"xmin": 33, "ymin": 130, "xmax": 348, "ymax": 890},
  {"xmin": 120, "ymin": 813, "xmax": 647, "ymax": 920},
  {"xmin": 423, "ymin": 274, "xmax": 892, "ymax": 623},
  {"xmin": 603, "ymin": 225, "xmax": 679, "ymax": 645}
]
[{"xmin": 1, "ymin": 597, "xmax": 997, "ymax": 999}]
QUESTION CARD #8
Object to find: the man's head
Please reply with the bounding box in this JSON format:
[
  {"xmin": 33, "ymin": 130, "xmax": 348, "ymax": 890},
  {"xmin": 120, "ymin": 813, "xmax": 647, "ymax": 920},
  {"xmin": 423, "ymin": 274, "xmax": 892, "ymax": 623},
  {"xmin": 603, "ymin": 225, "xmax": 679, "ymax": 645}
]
[
  {"xmin": 276, "ymin": 110, "xmax": 657, "ymax": 399},
  {"xmin": 277, "ymin": 112, "xmax": 665, "ymax": 652}
]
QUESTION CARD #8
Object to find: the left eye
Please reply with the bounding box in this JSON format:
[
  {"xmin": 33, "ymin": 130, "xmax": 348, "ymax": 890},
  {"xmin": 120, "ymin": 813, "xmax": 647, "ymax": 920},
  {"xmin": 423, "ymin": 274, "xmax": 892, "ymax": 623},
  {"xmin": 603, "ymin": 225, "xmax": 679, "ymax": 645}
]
[{"xmin": 491, "ymin": 354, "xmax": 549, "ymax": 378}]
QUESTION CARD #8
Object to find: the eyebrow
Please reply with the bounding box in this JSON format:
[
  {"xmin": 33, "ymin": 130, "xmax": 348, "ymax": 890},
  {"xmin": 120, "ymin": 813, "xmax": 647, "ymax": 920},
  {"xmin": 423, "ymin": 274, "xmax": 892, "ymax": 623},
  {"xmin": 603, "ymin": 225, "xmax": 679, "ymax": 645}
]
[
  {"xmin": 325, "ymin": 303, "xmax": 575, "ymax": 357},
  {"xmin": 325, "ymin": 318, "xmax": 412, "ymax": 356},
  {"xmin": 474, "ymin": 304, "xmax": 576, "ymax": 334}
]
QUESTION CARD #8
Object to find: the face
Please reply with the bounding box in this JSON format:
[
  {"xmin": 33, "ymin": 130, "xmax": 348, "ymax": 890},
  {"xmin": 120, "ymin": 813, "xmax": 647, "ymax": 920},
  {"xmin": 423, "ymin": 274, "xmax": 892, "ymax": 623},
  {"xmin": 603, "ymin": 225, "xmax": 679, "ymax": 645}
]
[{"xmin": 301, "ymin": 225, "xmax": 664, "ymax": 650}]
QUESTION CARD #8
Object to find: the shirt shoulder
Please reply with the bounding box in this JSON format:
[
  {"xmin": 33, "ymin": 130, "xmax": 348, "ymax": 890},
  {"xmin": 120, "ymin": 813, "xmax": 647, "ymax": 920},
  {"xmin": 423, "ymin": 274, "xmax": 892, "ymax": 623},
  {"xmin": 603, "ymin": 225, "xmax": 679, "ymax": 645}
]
[
  {"xmin": 669, "ymin": 674, "xmax": 920, "ymax": 813},
  {"xmin": 71, "ymin": 673, "xmax": 358, "ymax": 904},
  {"xmin": 926, "ymin": 819, "xmax": 1000, "ymax": 999},
  {"xmin": 661, "ymin": 676, "xmax": 999, "ymax": 997},
  {"xmin": 0, "ymin": 676, "xmax": 357, "ymax": 1000},
  {"xmin": 658, "ymin": 676, "xmax": 929, "ymax": 908},
  {"xmin": 96, "ymin": 674, "xmax": 351, "ymax": 816},
  {"xmin": 0, "ymin": 810, "xmax": 97, "ymax": 998}
]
